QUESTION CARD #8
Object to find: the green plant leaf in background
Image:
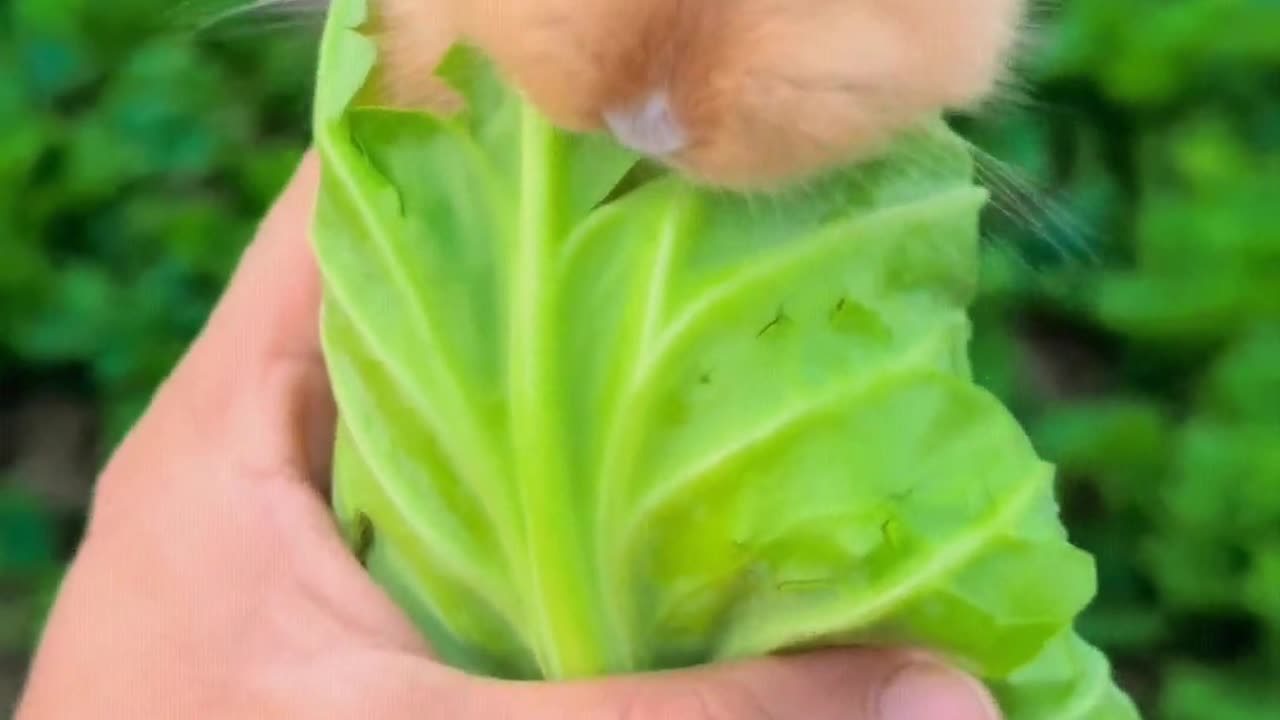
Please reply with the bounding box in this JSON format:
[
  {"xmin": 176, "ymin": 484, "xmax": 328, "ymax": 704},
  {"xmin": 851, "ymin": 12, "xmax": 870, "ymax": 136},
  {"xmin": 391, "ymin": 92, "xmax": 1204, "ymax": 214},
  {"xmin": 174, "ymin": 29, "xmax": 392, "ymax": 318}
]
[
  {"xmin": 0, "ymin": 484, "xmax": 64, "ymax": 654},
  {"xmin": 311, "ymin": 1, "xmax": 1139, "ymax": 717}
]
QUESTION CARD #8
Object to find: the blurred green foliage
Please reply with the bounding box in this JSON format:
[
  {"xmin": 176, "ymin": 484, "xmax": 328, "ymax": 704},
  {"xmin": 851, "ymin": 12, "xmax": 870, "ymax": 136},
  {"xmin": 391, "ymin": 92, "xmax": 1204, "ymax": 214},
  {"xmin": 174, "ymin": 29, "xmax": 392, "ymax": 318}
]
[
  {"xmin": 964, "ymin": 0, "xmax": 1280, "ymax": 717},
  {"xmin": 1, "ymin": 0, "xmax": 1278, "ymax": 716},
  {"xmin": 1, "ymin": 0, "xmax": 313, "ymax": 438},
  {"xmin": 0, "ymin": 0, "xmax": 314, "ymax": 707}
]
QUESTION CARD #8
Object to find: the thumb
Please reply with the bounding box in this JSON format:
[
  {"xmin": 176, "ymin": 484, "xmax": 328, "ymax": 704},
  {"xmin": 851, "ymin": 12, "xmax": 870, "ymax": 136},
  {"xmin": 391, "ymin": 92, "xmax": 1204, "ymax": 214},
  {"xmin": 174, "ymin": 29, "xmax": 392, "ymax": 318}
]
[
  {"xmin": 495, "ymin": 648, "xmax": 1002, "ymax": 720},
  {"xmin": 365, "ymin": 647, "xmax": 1002, "ymax": 720}
]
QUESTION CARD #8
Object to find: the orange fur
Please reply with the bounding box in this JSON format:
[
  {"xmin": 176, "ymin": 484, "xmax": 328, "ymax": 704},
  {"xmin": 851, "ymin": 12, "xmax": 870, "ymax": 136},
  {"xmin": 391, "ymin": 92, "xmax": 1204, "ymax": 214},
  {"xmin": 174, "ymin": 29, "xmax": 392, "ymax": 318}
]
[{"xmin": 374, "ymin": 0, "xmax": 1025, "ymax": 189}]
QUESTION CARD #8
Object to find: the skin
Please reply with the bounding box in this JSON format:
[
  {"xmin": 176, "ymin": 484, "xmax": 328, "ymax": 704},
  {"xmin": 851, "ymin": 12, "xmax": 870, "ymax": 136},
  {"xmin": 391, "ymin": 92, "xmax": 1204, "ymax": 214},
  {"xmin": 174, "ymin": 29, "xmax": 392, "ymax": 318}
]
[
  {"xmin": 14, "ymin": 152, "xmax": 1003, "ymax": 720},
  {"xmin": 377, "ymin": 0, "xmax": 1025, "ymax": 188}
]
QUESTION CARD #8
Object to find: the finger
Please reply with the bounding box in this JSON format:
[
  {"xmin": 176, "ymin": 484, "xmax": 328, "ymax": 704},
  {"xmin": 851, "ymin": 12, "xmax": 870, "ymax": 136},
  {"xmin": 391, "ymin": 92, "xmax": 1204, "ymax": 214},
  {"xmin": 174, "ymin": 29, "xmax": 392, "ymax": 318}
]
[
  {"xmin": 226, "ymin": 335, "xmax": 337, "ymax": 490},
  {"xmin": 345, "ymin": 647, "xmax": 1001, "ymax": 720},
  {"xmin": 199, "ymin": 148, "xmax": 325, "ymax": 370},
  {"xmin": 210, "ymin": 149, "xmax": 337, "ymax": 490},
  {"xmin": 157, "ymin": 149, "xmax": 326, "ymax": 422},
  {"xmin": 99, "ymin": 150, "xmax": 335, "ymax": 499},
  {"xmin": 491, "ymin": 648, "xmax": 1002, "ymax": 720}
]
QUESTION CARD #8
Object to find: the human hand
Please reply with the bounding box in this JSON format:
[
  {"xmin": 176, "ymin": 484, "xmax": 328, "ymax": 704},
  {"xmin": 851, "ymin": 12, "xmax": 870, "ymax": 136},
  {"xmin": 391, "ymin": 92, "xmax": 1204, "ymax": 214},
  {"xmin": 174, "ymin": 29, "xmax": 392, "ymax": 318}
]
[{"xmin": 15, "ymin": 152, "xmax": 1003, "ymax": 720}]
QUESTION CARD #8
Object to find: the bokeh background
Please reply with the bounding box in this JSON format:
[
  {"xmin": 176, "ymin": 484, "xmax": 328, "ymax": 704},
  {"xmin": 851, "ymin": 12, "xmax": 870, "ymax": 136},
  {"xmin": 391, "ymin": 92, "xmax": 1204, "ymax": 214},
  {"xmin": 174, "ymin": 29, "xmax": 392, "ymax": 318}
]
[{"xmin": 2, "ymin": 0, "xmax": 1278, "ymax": 716}]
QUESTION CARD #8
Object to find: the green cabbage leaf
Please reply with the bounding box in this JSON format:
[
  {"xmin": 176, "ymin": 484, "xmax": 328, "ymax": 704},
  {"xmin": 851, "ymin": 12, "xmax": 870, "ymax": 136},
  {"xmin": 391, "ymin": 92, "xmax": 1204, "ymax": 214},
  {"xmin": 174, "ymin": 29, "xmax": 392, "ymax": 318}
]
[{"xmin": 311, "ymin": 1, "xmax": 1141, "ymax": 716}]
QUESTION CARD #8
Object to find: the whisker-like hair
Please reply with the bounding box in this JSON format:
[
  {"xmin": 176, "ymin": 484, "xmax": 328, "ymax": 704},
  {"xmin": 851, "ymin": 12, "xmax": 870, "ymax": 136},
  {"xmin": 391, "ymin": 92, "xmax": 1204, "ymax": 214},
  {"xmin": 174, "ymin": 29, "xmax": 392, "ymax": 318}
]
[
  {"xmin": 973, "ymin": 145, "xmax": 1100, "ymax": 266},
  {"xmin": 201, "ymin": 14, "xmax": 328, "ymax": 39},
  {"xmin": 710, "ymin": 63, "xmax": 1099, "ymax": 277},
  {"xmin": 982, "ymin": 74, "xmax": 1058, "ymax": 115},
  {"xmin": 1013, "ymin": 0, "xmax": 1070, "ymax": 55},
  {"xmin": 887, "ymin": 123, "xmax": 1101, "ymax": 272},
  {"xmin": 777, "ymin": 25, "xmax": 1101, "ymax": 276},
  {"xmin": 144, "ymin": 0, "xmax": 328, "ymax": 128},
  {"xmin": 966, "ymin": 0, "xmax": 1072, "ymax": 116},
  {"xmin": 165, "ymin": 0, "xmax": 328, "ymax": 39}
]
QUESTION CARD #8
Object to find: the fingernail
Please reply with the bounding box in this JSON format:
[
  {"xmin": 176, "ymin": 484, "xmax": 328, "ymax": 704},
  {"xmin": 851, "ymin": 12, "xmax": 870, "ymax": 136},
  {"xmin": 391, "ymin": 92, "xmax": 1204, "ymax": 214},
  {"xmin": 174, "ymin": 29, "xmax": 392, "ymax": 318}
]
[{"xmin": 877, "ymin": 662, "xmax": 1000, "ymax": 720}]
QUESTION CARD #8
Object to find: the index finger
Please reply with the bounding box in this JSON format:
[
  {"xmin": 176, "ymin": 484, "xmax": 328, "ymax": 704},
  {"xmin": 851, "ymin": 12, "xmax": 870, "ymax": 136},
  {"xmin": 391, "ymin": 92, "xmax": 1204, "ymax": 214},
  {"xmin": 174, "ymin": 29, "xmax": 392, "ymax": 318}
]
[
  {"xmin": 173, "ymin": 149, "xmax": 325, "ymax": 399},
  {"xmin": 99, "ymin": 150, "xmax": 335, "ymax": 496}
]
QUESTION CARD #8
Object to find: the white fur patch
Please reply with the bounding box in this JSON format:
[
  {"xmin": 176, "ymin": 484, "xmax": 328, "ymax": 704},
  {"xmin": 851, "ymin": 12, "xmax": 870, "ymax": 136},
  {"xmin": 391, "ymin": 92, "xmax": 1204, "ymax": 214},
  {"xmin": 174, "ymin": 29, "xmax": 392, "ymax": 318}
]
[{"xmin": 604, "ymin": 90, "xmax": 688, "ymax": 157}]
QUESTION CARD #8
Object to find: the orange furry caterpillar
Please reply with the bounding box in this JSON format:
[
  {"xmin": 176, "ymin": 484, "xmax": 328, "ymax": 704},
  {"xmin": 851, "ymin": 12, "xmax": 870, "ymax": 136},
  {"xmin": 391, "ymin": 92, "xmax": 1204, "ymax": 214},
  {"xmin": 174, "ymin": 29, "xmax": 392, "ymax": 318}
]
[{"xmin": 373, "ymin": 0, "xmax": 1026, "ymax": 189}]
